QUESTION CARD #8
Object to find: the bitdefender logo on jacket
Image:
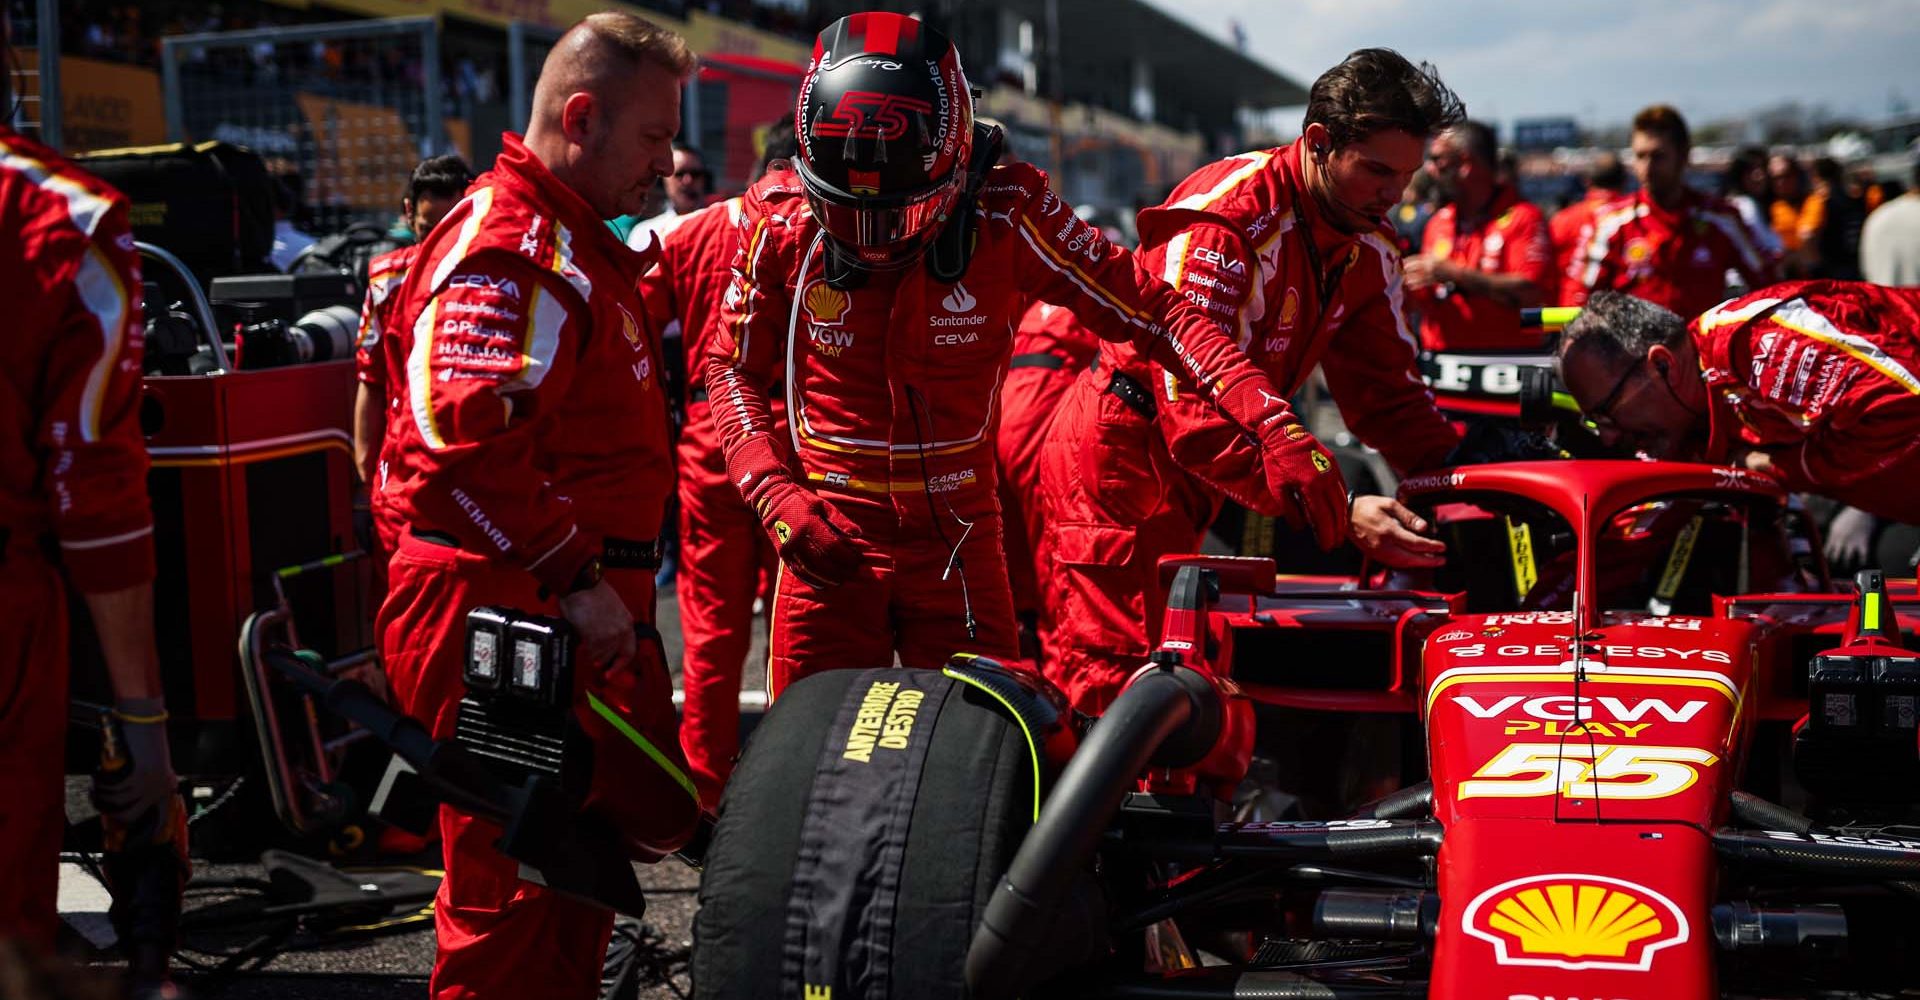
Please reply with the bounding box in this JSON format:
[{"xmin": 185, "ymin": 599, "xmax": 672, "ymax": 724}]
[{"xmin": 932, "ymin": 283, "xmax": 986, "ymax": 337}]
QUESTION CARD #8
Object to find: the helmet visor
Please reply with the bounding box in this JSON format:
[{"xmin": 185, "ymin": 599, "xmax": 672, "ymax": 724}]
[{"xmin": 807, "ymin": 184, "xmax": 956, "ymax": 266}]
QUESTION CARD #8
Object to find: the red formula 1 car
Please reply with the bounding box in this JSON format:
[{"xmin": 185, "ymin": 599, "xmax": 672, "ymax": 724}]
[{"xmin": 694, "ymin": 459, "xmax": 1920, "ymax": 1000}]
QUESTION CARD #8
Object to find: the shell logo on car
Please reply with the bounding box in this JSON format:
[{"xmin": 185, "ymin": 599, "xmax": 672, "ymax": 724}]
[{"xmin": 1461, "ymin": 873, "xmax": 1688, "ymax": 972}]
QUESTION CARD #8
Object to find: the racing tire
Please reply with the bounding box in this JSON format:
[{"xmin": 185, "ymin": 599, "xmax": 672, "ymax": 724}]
[{"xmin": 693, "ymin": 667, "xmax": 1040, "ymax": 1000}]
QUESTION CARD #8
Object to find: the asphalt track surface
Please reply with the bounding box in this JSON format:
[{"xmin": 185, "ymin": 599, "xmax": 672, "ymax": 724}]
[{"xmin": 67, "ymin": 584, "xmax": 759, "ymax": 1000}]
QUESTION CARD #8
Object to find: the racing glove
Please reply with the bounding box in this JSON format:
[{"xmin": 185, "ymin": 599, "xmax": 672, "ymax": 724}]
[
  {"xmin": 726, "ymin": 436, "xmax": 865, "ymax": 588},
  {"xmin": 91, "ymin": 698, "xmax": 179, "ymax": 828},
  {"xmin": 1213, "ymin": 374, "xmax": 1349, "ymax": 551},
  {"xmin": 1824, "ymin": 506, "xmax": 1877, "ymax": 571}
]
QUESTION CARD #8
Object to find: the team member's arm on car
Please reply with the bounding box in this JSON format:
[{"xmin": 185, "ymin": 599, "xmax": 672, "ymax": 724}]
[
  {"xmin": 705, "ymin": 202, "xmax": 863, "ymax": 588},
  {"xmin": 1008, "ymin": 172, "xmax": 1348, "ymax": 550},
  {"xmin": 402, "ymin": 251, "xmax": 635, "ymax": 670}
]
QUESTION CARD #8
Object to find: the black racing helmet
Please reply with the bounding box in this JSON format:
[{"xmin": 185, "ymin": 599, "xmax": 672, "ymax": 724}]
[{"xmin": 795, "ymin": 12, "xmax": 975, "ymax": 270}]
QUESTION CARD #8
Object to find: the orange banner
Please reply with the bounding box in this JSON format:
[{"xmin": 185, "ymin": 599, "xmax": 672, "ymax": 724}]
[
  {"xmin": 16, "ymin": 50, "xmax": 168, "ymax": 153},
  {"xmin": 295, "ymin": 92, "xmax": 420, "ymax": 211}
]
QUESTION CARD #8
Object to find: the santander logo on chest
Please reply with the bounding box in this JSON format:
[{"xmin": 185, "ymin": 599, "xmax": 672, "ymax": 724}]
[{"xmin": 932, "ymin": 281, "xmax": 987, "ymax": 345}]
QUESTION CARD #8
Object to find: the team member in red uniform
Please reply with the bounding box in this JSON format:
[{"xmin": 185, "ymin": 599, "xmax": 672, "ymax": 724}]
[
  {"xmin": 1405, "ymin": 121, "xmax": 1554, "ymax": 350},
  {"xmin": 1566, "ymin": 105, "xmax": 1776, "ymax": 319},
  {"xmin": 0, "ymin": 121, "xmax": 177, "ymax": 950},
  {"xmin": 354, "ymin": 155, "xmax": 474, "ymax": 559},
  {"xmin": 710, "ymin": 13, "xmax": 1348, "ymax": 695},
  {"xmin": 1559, "ymin": 282, "xmax": 1920, "ymax": 521},
  {"xmin": 638, "ymin": 123, "xmax": 795, "ymax": 809},
  {"xmin": 998, "ymin": 301, "xmax": 1099, "ymax": 656},
  {"xmin": 374, "ymin": 16, "xmax": 700, "ymax": 998},
  {"xmin": 1548, "ymin": 153, "xmax": 1624, "ymax": 283},
  {"xmin": 1038, "ymin": 49, "xmax": 1466, "ymax": 712}
]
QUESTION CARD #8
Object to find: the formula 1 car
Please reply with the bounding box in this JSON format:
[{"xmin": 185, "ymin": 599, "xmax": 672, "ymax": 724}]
[{"xmin": 693, "ymin": 459, "xmax": 1920, "ymax": 999}]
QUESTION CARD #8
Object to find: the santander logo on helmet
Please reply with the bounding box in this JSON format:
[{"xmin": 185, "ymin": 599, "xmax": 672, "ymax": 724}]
[{"xmin": 795, "ymin": 12, "xmax": 976, "ymax": 271}]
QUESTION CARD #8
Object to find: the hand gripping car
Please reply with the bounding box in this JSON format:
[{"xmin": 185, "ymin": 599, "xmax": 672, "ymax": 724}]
[{"xmin": 693, "ymin": 459, "xmax": 1920, "ymax": 999}]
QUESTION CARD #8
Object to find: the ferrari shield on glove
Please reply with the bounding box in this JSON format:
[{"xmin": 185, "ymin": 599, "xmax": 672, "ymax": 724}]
[
  {"xmin": 1213, "ymin": 375, "xmax": 1349, "ymax": 550},
  {"xmin": 726, "ymin": 435, "xmax": 864, "ymax": 587}
]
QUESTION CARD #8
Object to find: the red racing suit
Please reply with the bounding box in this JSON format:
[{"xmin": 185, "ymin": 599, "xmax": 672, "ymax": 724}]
[
  {"xmin": 1547, "ymin": 185, "xmax": 1619, "ymax": 291},
  {"xmin": 1565, "ymin": 188, "xmax": 1778, "ymax": 319},
  {"xmin": 1037, "ymin": 140, "xmax": 1461, "ymax": 712},
  {"xmin": 376, "ymin": 134, "xmax": 699, "ymax": 1000},
  {"xmin": 998, "ymin": 301, "xmax": 1098, "ymax": 647},
  {"xmin": 0, "ymin": 127, "xmax": 152, "ymax": 950},
  {"xmin": 709, "ymin": 163, "xmax": 1316, "ymax": 694},
  {"xmin": 637, "ymin": 196, "xmax": 780, "ymax": 809},
  {"xmin": 354, "ymin": 244, "xmax": 419, "ymax": 562},
  {"xmin": 1692, "ymin": 280, "xmax": 1920, "ymax": 522},
  {"xmin": 1412, "ymin": 185, "xmax": 1555, "ymax": 350}
]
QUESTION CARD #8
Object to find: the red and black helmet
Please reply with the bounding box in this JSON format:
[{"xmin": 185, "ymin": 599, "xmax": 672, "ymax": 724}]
[{"xmin": 795, "ymin": 12, "xmax": 975, "ymax": 270}]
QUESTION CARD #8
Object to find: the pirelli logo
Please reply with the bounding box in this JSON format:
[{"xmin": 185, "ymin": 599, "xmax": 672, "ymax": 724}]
[{"xmin": 842, "ymin": 681, "xmax": 925, "ymax": 763}]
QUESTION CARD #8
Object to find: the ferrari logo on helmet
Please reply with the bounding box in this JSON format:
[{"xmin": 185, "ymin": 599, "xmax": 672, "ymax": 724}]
[
  {"xmin": 1462, "ymin": 874, "xmax": 1688, "ymax": 972},
  {"xmin": 805, "ymin": 284, "xmax": 852, "ymax": 327},
  {"xmin": 848, "ymin": 168, "xmax": 881, "ymax": 196}
]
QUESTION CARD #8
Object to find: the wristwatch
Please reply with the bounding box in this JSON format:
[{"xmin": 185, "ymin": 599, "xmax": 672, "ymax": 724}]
[{"xmin": 566, "ymin": 555, "xmax": 605, "ymax": 595}]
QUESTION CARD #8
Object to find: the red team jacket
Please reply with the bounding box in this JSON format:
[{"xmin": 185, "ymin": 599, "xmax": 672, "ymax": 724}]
[
  {"xmin": 0, "ymin": 128, "xmax": 153, "ymax": 593},
  {"xmin": 380, "ymin": 135, "xmax": 671, "ymax": 593},
  {"xmin": 1548, "ymin": 185, "xmax": 1619, "ymax": 288},
  {"xmin": 355, "ymin": 244, "xmax": 420, "ymax": 547},
  {"xmin": 1100, "ymin": 139, "xmax": 1458, "ymax": 509},
  {"xmin": 1692, "ymin": 280, "xmax": 1920, "ymax": 521},
  {"xmin": 1566, "ymin": 188, "xmax": 1777, "ymax": 319},
  {"xmin": 1412, "ymin": 185, "xmax": 1555, "ymax": 350},
  {"xmin": 707, "ymin": 163, "xmax": 1300, "ymax": 519},
  {"xmin": 639, "ymin": 196, "xmax": 744, "ymax": 397}
]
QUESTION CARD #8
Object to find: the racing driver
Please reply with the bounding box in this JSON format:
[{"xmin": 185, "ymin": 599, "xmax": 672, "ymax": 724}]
[
  {"xmin": 374, "ymin": 14, "xmax": 701, "ymax": 997},
  {"xmin": 1559, "ymin": 282, "xmax": 1920, "ymax": 524},
  {"xmin": 708, "ymin": 12, "xmax": 1349, "ymax": 694},
  {"xmin": 1037, "ymin": 48, "xmax": 1468, "ymax": 712}
]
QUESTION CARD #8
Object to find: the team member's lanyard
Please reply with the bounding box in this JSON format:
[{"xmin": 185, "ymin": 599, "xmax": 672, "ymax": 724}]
[{"xmin": 1289, "ymin": 182, "xmax": 1352, "ymax": 324}]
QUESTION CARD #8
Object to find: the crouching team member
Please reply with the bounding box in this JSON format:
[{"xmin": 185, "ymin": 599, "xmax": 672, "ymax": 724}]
[
  {"xmin": 639, "ymin": 120, "xmax": 796, "ymax": 809},
  {"xmin": 1038, "ymin": 49, "xmax": 1468, "ymax": 712},
  {"xmin": 353, "ymin": 154, "xmax": 475, "ymax": 564},
  {"xmin": 374, "ymin": 14, "xmax": 701, "ymax": 998},
  {"xmin": 709, "ymin": 12, "xmax": 1350, "ymax": 694},
  {"xmin": 1558, "ymin": 282, "xmax": 1920, "ymax": 524}
]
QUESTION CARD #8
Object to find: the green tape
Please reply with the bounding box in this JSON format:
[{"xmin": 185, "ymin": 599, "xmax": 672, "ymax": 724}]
[
  {"xmin": 943, "ymin": 662, "xmax": 1042, "ymax": 822},
  {"xmin": 1537, "ymin": 306, "xmax": 1582, "ymax": 328},
  {"xmin": 584, "ymin": 691, "xmax": 700, "ymax": 806},
  {"xmin": 1550, "ymin": 391, "xmax": 1582, "ymax": 414},
  {"xmin": 1865, "ymin": 592, "xmax": 1883, "ymax": 634}
]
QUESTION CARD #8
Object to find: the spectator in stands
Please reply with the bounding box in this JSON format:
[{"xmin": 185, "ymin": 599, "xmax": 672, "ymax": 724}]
[
  {"xmin": 1405, "ymin": 120, "xmax": 1554, "ymax": 350},
  {"xmin": 1549, "ymin": 152, "xmax": 1625, "ymax": 286},
  {"xmin": 1564, "ymin": 104, "xmax": 1774, "ymax": 319},
  {"xmin": 1769, "ymin": 153, "xmax": 1811, "ymax": 271},
  {"xmin": 1799, "ymin": 157, "xmax": 1866, "ymax": 280},
  {"xmin": 1861, "ymin": 157, "xmax": 1920, "ymax": 286},
  {"xmin": 1721, "ymin": 146, "xmax": 1785, "ymax": 258}
]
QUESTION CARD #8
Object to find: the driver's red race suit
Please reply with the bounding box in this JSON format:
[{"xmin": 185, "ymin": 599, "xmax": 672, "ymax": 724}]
[
  {"xmin": 0, "ymin": 127, "xmax": 151, "ymax": 951},
  {"xmin": 1693, "ymin": 280, "xmax": 1920, "ymax": 522},
  {"xmin": 998, "ymin": 301, "xmax": 1098, "ymax": 648},
  {"xmin": 1037, "ymin": 140, "xmax": 1461, "ymax": 712},
  {"xmin": 709, "ymin": 163, "xmax": 1333, "ymax": 694},
  {"xmin": 637, "ymin": 195, "xmax": 779, "ymax": 809},
  {"xmin": 376, "ymin": 134, "xmax": 699, "ymax": 1000}
]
